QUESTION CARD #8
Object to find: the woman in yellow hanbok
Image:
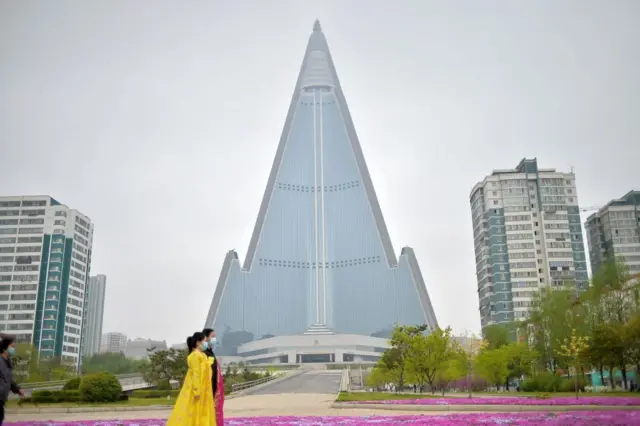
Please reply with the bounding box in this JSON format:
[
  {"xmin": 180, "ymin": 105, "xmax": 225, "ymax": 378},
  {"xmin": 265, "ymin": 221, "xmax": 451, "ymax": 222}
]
[{"xmin": 167, "ymin": 331, "xmax": 215, "ymax": 426}]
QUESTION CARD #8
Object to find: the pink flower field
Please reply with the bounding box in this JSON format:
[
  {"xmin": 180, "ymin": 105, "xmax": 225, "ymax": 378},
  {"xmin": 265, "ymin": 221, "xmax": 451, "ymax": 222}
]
[
  {"xmin": 349, "ymin": 396, "xmax": 640, "ymax": 406},
  {"xmin": 5, "ymin": 412, "xmax": 640, "ymax": 426}
]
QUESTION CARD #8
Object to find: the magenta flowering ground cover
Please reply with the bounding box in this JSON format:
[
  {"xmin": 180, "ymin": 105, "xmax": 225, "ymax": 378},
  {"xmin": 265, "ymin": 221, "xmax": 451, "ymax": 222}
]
[
  {"xmin": 349, "ymin": 396, "xmax": 640, "ymax": 406},
  {"xmin": 6, "ymin": 412, "xmax": 640, "ymax": 425}
]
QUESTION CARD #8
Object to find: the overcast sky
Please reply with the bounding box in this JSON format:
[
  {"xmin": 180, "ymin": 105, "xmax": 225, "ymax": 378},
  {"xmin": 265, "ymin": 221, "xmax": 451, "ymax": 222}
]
[{"xmin": 1, "ymin": 1, "xmax": 638, "ymax": 345}]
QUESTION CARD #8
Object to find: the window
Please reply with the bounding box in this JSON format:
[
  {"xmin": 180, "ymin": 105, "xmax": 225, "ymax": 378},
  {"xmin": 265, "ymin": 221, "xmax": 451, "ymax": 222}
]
[
  {"xmin": 19, "ymin": 218, "xmax": 44, "ymax": 225},
  {"xmin": 18, "ymin": 228, "xmax": 43, "ymax": 235},
  {"xmin": 21, "ymin": 209, "xmax": 45, "ymax": 216},
  {"xmin": 0, "ymin": 201, "xmax": 21, "ymax": 208}
]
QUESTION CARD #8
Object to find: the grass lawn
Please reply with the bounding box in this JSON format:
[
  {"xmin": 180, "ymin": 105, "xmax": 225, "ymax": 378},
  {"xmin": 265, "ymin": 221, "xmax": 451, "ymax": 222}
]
[
  {"xmin": 6, "ymin": 397, "xmax": 175, "ymax": 409},
  {"xmin": 336, "ymin": 391, "xmax": 640, "ymax": 402},
  {"xmin": 336, "ymin": 392, "xmax": 443, "ymax": 402}
]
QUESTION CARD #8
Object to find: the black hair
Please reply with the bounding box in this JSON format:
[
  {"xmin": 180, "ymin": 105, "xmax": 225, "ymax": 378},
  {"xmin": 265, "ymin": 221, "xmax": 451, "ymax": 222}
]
[
  {"xmin": 186, "ymin": 331, "xmax": 205, "ymax": 353},
  {"xmin": 202, "ymin": 328, "xmax": 214, "ymax": 338},
  {"xmin": 0, "ymin": 334, "xmax": 15, "ymax": 353}
]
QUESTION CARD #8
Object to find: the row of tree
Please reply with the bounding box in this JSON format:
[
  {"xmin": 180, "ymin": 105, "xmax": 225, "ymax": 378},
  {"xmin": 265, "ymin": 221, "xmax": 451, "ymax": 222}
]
[
  {"xmin": 11, "ymin": 344, "xmax": 147, "ymax": 383},
  {"xmin": 369, "ymin": 260, "xmax": 640, "ymax": 394}
]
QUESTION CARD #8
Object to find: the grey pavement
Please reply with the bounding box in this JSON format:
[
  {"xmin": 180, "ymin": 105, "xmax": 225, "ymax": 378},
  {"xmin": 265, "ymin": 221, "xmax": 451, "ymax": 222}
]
[
  {"xmin": 243, "ymin": 370, "xmax": 342, "ymax": 395},
  {"xmin": 7, "ymin": 394, "xmax": 470, "ymax": 422}
]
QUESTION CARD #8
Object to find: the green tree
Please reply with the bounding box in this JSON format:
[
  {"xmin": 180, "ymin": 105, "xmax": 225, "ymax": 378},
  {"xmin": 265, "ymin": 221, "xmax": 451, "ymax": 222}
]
[
  {"xmin": 406, "ymin": 327, "xmax": 454, "ymax": 393},
  {"xmin": 366, "ymin": 365, "xmax": 391, "ymax": 391},
  {"xmin": 483, "ymin": 323, "xmax": 513, "ymax": 349},
  {"xmin": 503, "ymin": 342, "xmax": 538, "ymax": 390},
  {"xmin": 435, "ymin": 352, "xmax": 466, "ymax": 396},
  {"xmin": 474, "ymin": 347, "xmax": 509, "ymax": 389},
  {"xmin": 378, "ymin": 324, "xmax": 429, "ymax": 392},
  {"xmin": 140, "ymin": 348, "xmax": 188, "ymax": 386},
  {"xmin": 11, "ymin": 343, "xmax": 40, "ymax": 382},
  {"xmin": 625, "ymin": 313, "xmax": 640, "ymax": 376},
  {"xmin": 82, "ymin": 352, "xmax": 146, "ymax": 375},
  {"xmin": 556, "ymin": 328, "xmax": 589, "ymax": 399},
  {"xmin": 524, "ymin": 284, "xmax": 582, "ymax": 372}
]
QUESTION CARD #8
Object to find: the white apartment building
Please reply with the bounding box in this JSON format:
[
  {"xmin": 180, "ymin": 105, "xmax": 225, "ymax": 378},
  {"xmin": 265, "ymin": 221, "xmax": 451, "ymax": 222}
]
[
  {"xmin": 0, "ymin": 195, "xmax": 94, "ymax": 368},
  {"xmin": 101, "ymin": 332, "xmax": 127, "ymax": 353},
  {"xmin": 81, "ymin": 274, "xmax": 106, "ymax": 357},
  {"xmin": 470, "ymin": 159, "xmax": 589, "ymax": 331},
  {"xmin": 586, "ymin": 190, "xmax": 640, "ymax": 277}
]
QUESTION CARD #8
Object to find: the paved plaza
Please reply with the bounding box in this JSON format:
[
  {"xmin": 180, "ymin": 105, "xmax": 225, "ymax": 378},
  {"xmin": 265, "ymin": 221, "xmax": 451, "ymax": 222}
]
[{"xmin": 7, "ymin": 393, "xmax": 462, "ymax": 422}]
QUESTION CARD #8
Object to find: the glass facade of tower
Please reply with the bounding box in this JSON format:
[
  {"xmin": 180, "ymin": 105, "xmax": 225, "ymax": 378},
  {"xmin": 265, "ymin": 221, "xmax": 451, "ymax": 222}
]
[{"xmin": 206, "ymin": 23, "xmax": 437, "ymax": 355}]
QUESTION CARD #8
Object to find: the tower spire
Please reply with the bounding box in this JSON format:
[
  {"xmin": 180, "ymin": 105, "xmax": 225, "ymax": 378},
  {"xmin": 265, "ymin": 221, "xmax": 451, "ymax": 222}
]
[{"xmin": 313, "ymin": 19, "xmax": 322, "ymax": 32}]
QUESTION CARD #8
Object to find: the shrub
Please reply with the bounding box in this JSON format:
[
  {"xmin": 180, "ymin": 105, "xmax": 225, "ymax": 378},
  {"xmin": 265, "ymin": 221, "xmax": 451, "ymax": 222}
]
[
  {"xmin": 155, "ymin": 379, "xmax": 173, "ymax": 390},
  {"xmin": 79, "ymin": 372, "xmax": 123, "ymax": 402},
  {"xmin": 559, "ymin": 377, "xmax": 586, "ymax": 392},
  {"xmin": 63, "ymin": 377, "xmax": 82, "ymax": 390}
]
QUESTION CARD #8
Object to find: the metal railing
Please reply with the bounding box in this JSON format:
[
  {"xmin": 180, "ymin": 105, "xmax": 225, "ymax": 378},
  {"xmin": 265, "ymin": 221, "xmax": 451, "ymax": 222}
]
[{"xmin": 230, "ymin": 374, "xmax": 279, "ymax": 393}]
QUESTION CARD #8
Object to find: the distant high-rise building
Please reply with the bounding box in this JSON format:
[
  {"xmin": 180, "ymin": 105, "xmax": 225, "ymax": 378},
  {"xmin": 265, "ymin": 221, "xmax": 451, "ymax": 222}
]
[
  {"xmin": 0, "ymin": 195, "xmax": 93, "ymax": 368},
  {"xmin": 125, "ymin": 338, "xmax": 167, "ymax": 360},
  {"xmin": 470, "ymin": 159, "xmax": 589, "ymax": 331},
  {"xmin": 81, "ymin": 274, "xmax": 106, "ymax": 358},
  {"xmin": 101, "ymin": 332, "xmax": 127, "ymax": 353},
  {"xmin": 585, "ymin": 190, "xmax": 640, "ymax": 276},
  {"xmin": 205, "ymin": 21, "xmax": 438, "ymax": 362}
]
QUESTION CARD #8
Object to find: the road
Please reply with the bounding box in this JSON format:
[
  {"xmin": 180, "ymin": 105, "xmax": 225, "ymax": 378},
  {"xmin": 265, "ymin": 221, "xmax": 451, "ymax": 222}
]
[{"xmin": 244, "ymin": 370, "xmax": 342, "ymax": 395}]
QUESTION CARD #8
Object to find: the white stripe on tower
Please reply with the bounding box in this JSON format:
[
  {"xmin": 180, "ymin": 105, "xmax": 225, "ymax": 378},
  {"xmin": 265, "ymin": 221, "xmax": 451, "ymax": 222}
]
[
  {"xmin": 313, "ymin": 90, "xmax": 320, "ymax": 325},
  {"xmin": 320, "ymin": 90, "xmax": 327, "ymax": 325}
]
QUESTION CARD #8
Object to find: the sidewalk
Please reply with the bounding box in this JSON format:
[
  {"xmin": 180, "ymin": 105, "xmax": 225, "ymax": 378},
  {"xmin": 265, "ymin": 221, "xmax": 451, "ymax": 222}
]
[{"xmin": 5, "ymin": 394, "xmax": 475, "ymax": 422}]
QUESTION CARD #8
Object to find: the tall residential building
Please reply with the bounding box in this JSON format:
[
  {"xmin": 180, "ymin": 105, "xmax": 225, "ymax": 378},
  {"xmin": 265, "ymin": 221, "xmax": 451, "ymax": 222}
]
[
  {"xmin": 470, "ymin": 159, "xmax": 589, "ymax": 331},
  {"xmin": 100, "ymin": 332, "xmax": 127, "ymax": 353},
  {"xmin": 205, "ymin": 21, "xmax": 438, "ymax": 362},
  {"xmin": 585, "ymin": 190, "xmax": 640, "ymax": 276},
  {"xmin": 0, "ymin": 195, "xmax": 93, "ymax": 368},
  {"xmin": 81, "ymin": 274, "xmax": 106, "ymax": 357}
]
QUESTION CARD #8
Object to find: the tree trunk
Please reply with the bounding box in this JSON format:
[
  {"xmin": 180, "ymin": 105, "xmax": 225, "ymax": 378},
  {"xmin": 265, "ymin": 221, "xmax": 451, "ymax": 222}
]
[
  {"xmin": 608, "ymin": 366, "xmax": 615, "ymax": 389},
  {"xmin": 621, "ymin": 364, "xmax": 628, "ymax": 390},
  {"xmin": 505, "ymin": 378, "xmax": 510, "ymax": 391},
  {"xmin": 599, "ymin": 364, "xmax": 605, "ymax": 389}
]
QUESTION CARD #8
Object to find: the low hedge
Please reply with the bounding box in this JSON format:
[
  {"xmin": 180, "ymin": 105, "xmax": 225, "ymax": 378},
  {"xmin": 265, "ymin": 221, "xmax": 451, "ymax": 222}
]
[
  {"xmin": 130, "ymin": 389, "xmax": 179, "ymax": 399},
  {"xmin": 520, "ymin": 373, "xmax": 586, "ymax": 393},
  {"xmin": 31, "ymin": 390, "xmax": 80, "ymax": 403}
]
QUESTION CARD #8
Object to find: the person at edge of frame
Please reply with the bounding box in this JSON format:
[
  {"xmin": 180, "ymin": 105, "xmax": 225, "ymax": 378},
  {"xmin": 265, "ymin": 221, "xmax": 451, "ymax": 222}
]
[{"xmin": 0, "ymin": 333, "xmax": 24, "ymax": 426}]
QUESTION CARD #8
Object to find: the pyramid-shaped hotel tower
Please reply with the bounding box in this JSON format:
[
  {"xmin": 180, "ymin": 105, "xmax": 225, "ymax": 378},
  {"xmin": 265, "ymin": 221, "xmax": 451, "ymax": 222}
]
[{"xmin": 206, "ymin": 21, "xmax": 438, "ymax": 359}]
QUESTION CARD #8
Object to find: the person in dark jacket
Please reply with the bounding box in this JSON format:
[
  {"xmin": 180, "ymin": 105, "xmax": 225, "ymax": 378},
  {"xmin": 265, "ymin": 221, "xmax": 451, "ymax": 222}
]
[
  {"xmin": 0, "ymin": 334, "xmax": 23, "ymax": 425},
  {"xmin": 202, "ymin": 328, "xmax": 217, "ymax": 394},
  {"xmin": 202, "ymin": 328, "xmax": 224, "ymax": 426}
]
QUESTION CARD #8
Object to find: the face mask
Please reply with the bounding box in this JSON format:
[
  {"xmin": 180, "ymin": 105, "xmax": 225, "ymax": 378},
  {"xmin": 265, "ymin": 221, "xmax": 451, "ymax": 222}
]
[
  {"xmin": 201, "ymin": 341, "xmax": 209, "ymax": 351},
  {"xmin": 210, "ymin": 337, "xmax": 217, "ymax": 345},
  {"xmin": 7, "ymin": 347, "xmax": 15, "ymax": 357}
]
